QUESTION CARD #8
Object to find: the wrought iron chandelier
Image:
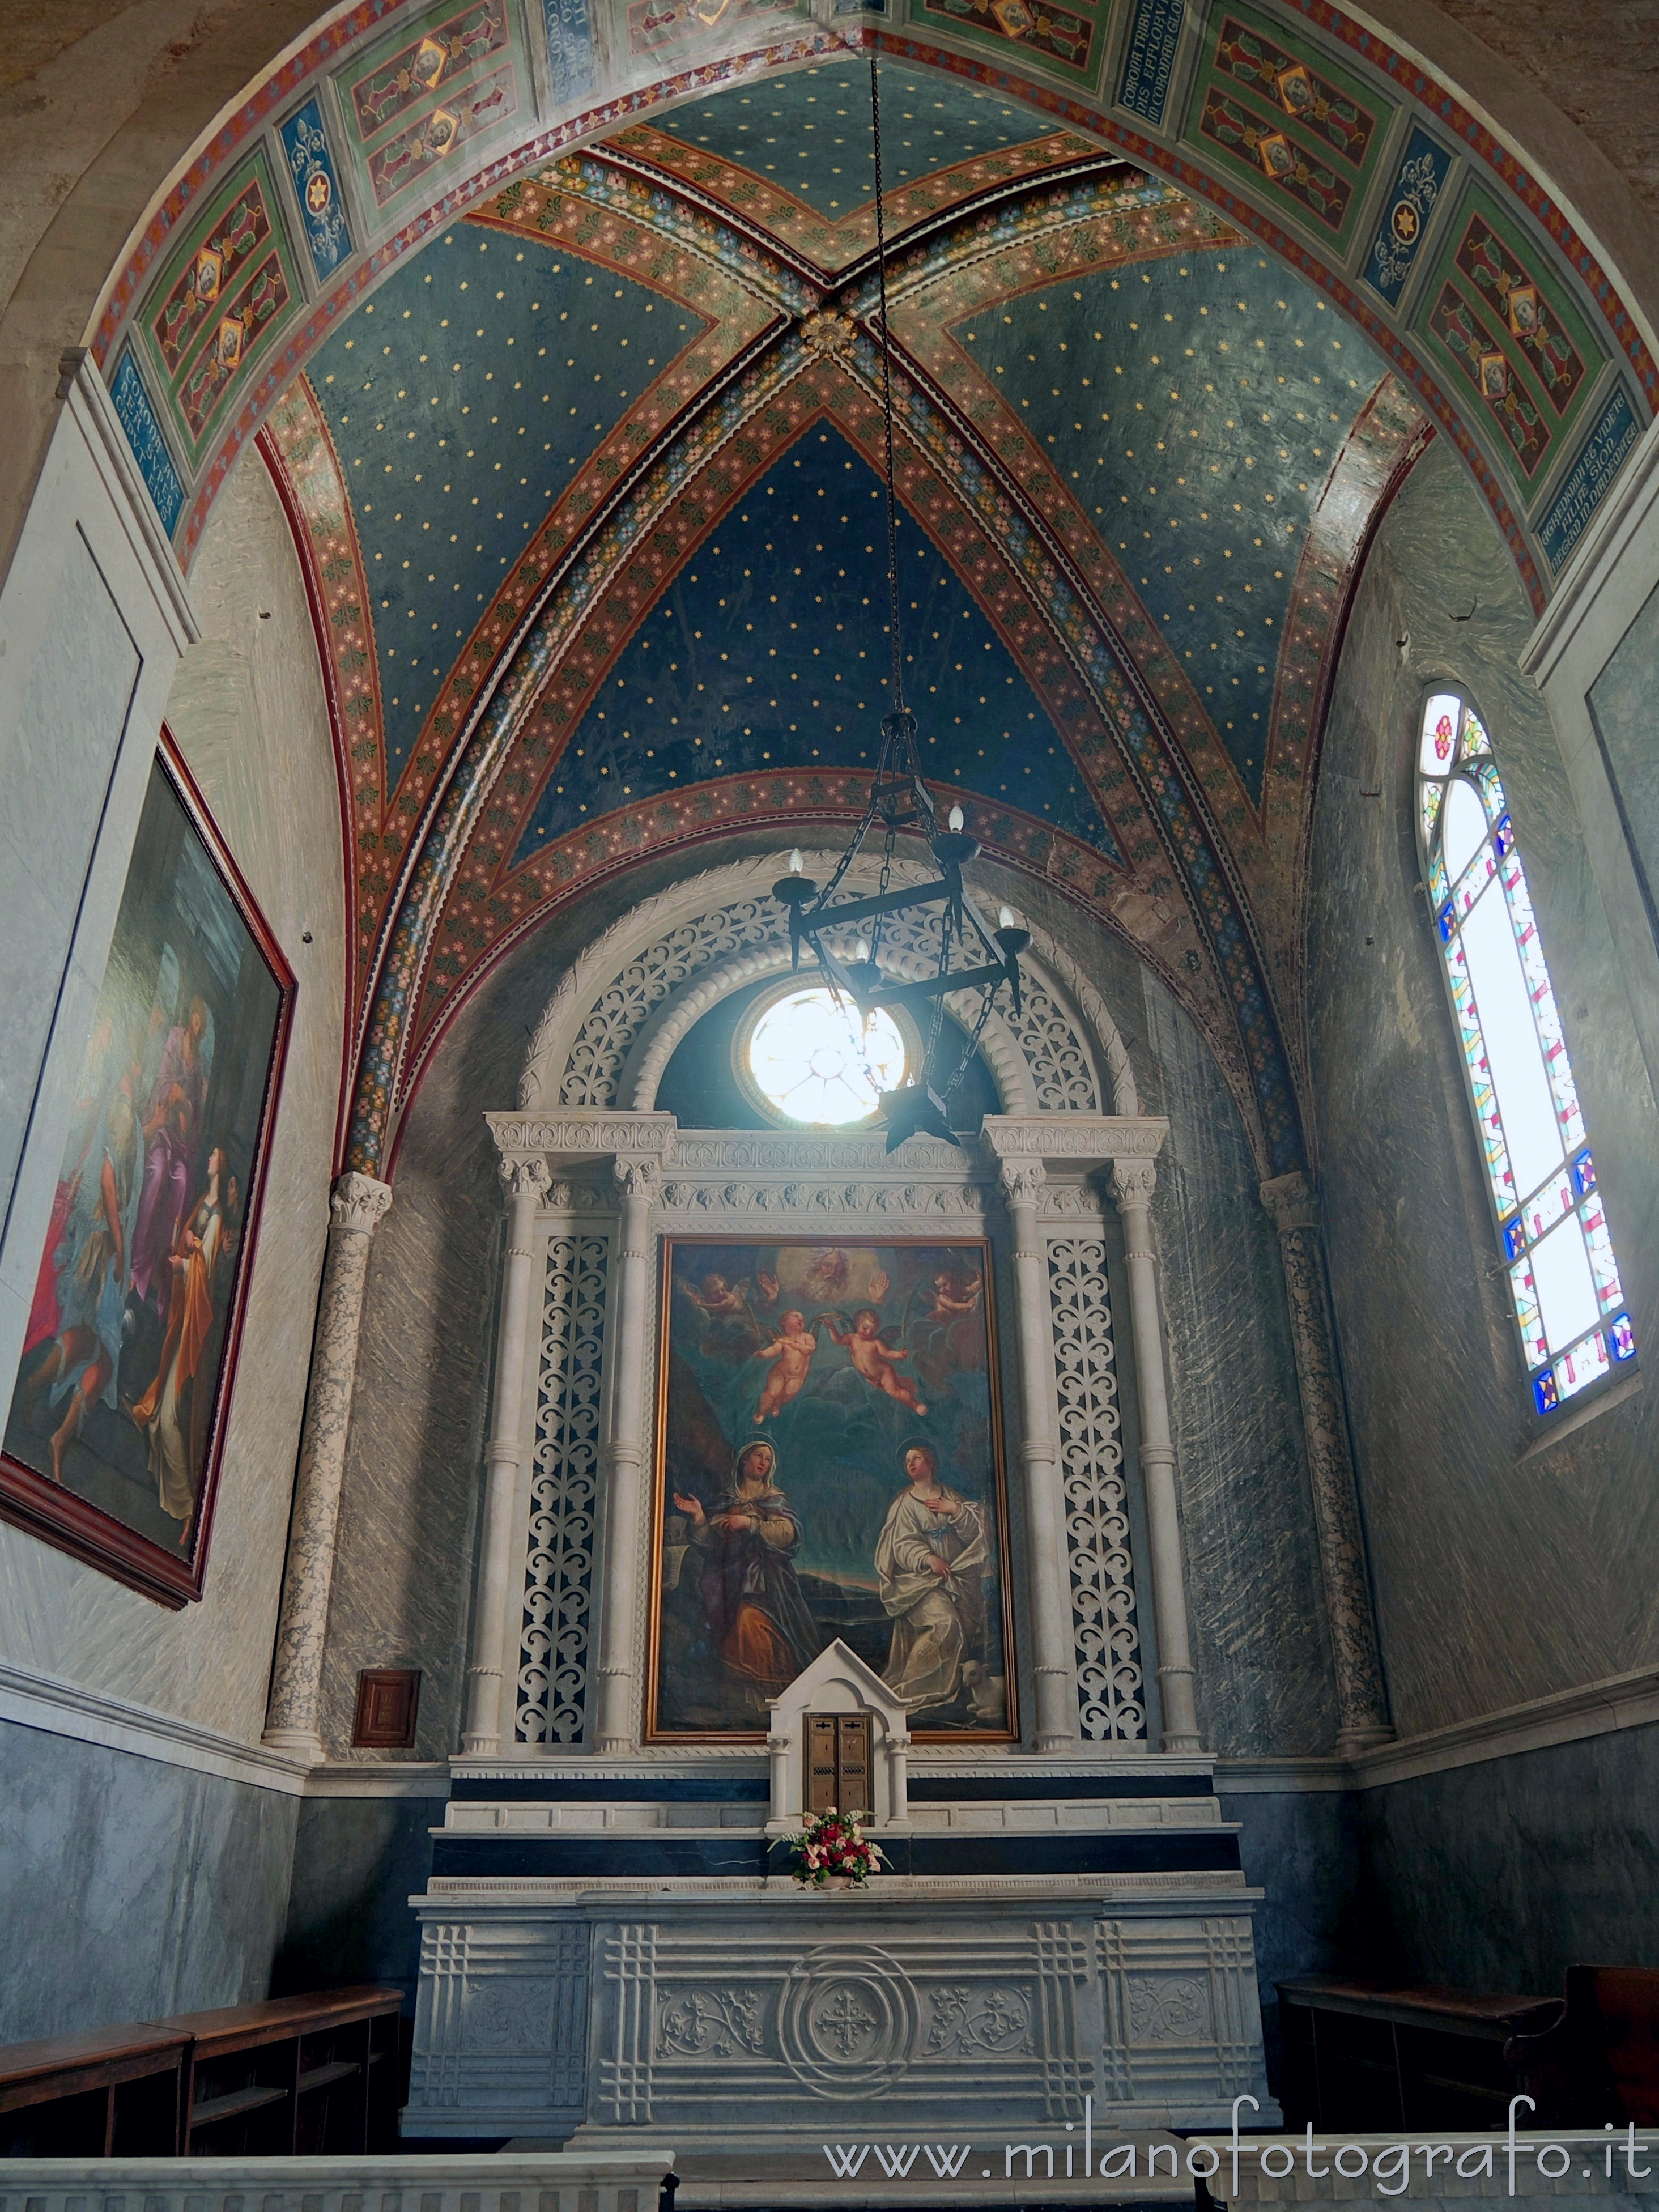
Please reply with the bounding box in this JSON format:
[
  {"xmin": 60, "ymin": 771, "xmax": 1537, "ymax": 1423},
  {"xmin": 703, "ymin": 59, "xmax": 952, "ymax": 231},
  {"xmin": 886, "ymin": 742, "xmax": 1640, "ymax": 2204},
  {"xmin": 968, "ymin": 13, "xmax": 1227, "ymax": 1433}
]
[{"xmin": 771, "ymin": 50, "xmax": 1030, "ymax": 1152}]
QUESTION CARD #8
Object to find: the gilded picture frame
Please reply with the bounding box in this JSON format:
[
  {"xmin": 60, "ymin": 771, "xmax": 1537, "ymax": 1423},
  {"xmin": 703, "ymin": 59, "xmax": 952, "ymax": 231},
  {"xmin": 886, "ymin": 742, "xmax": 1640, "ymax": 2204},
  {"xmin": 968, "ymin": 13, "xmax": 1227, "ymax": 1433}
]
[{"xmin": 648, "ymin": 1236, "xmax": 1018, "ymax": 1742}]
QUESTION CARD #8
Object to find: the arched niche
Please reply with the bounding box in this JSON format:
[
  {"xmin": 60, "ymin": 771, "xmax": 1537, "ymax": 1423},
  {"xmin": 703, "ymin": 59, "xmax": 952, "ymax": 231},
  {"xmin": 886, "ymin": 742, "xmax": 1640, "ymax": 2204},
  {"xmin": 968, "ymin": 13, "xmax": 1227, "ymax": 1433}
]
[{"xmin": 511, "ymin": 852, "xmax": 1138, "ymax": 1125}]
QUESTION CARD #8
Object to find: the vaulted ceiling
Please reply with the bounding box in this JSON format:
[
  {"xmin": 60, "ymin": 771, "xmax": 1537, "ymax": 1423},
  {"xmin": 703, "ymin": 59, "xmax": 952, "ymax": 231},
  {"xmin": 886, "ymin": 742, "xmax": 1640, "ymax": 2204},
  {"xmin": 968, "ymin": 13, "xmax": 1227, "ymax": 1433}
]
[{"xmin": 263, "ymin": 53, "xmax": 1433, "ymax": 1181}]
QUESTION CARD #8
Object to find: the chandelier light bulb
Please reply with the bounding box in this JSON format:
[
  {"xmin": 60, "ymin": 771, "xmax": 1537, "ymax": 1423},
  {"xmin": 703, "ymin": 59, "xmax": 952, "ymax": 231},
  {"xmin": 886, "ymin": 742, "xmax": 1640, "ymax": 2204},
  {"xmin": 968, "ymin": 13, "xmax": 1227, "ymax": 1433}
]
[
  {"xmin": 789, "ymin": 848, "xmax": 804, "ymax": 874},
  {"xmin": 947, "ymin": 805, "xmax": 964, "ymax": 832},
  {"xmin": 856, "ymin": 938, "xmax": 871, "ymax": 963},
  {"xmin": 999, "ymin": 905, "xmax": 1018, "ymax": 930}
]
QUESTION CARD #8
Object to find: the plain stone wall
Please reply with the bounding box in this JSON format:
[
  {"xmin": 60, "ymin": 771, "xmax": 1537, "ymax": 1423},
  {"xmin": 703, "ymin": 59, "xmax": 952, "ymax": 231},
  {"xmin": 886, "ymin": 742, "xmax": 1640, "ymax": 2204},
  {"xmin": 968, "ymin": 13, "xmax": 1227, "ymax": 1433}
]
[
  {"xmin": 1305, "ymin": 438, "xmax": 1659, "ymax": 1742},
  {"xmin": 0, "ymin": 1716, "xmax": 299, "ymax": 2041}
]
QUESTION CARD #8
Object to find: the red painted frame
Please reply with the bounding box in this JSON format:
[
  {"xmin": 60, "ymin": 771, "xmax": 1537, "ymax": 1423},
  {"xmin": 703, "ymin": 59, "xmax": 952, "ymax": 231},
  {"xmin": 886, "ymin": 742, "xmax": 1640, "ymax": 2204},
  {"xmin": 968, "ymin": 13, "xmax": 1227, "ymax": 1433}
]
[{"xmin": 0, "ymin": 730, "xmax": 297, "ymax": 1608}]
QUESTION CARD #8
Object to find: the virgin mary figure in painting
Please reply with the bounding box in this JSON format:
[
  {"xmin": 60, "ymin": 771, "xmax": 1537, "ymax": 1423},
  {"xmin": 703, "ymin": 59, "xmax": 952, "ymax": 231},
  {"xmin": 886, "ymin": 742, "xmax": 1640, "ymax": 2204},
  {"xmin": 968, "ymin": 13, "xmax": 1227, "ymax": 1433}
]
[
  {"xmin": 875, "ymin": 1440, "xmax": 988, "ymax": 1713},
  {"xmin": 672, "ymin": 1439, "xmax": 821, "ymax": 1698}
]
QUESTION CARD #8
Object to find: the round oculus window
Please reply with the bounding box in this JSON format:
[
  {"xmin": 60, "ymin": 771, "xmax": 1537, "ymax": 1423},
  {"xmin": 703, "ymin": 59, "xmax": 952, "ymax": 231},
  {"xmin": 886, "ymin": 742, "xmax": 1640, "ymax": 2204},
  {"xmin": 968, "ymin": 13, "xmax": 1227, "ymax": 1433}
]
[{"xmin": 738, "ymin": 985, "xmax": 911, "ymax": 1128}]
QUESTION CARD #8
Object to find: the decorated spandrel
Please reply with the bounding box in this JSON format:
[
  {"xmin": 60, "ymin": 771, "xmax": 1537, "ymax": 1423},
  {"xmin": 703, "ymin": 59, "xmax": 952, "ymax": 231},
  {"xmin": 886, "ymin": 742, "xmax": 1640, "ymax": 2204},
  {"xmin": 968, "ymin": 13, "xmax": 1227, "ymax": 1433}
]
[{"xmin": 1415, "ymin": 686, "xmax": 1634, "ymax": 1416}]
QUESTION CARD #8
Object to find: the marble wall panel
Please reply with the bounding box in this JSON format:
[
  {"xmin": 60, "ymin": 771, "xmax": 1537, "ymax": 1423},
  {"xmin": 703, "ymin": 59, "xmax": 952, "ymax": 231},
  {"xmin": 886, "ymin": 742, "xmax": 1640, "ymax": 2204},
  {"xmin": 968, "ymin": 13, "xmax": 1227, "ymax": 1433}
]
[
  {"xmin": 0, "ymin": 446, "xmax": 344, "ymax": 1744},
  {"xmin": 1218, "ymin": 1786, "xmax": 1376, "ymax": 2090},
  {"xmin": 1307, "ymin": 439, "xmax": 1659, "ymax": 1738},
  {"xmin": 277, "ymin": 1794, "xmax": 446, "ymax": 2006},
  {"xmin": 1359, "ymin": 1722, "xmax": 1659, "ymax": 1994},
  {"xmin": 0, "ymin": 1716, "xmax": 297, "ymax": 2041},
  {"xmin": 1139, "ymin": 975, "xmax": 1340, "ymax": 1758}
]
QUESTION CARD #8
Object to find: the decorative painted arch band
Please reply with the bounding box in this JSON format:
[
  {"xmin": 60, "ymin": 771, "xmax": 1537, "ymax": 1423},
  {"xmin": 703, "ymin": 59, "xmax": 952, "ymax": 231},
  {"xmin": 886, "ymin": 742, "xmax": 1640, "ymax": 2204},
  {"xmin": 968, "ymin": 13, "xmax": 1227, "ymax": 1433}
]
[{"xmin": 95, "ymin": 8, "xmax": 1653, "ymax": 606}]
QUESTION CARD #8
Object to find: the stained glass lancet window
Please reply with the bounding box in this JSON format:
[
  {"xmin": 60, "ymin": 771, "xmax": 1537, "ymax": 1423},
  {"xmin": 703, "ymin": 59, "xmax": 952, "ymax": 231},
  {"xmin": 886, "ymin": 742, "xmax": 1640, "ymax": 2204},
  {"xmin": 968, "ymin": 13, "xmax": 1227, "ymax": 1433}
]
[{"xmin": 1417, "ymin": 689, "xmax": 1636, "ymax": 1415}]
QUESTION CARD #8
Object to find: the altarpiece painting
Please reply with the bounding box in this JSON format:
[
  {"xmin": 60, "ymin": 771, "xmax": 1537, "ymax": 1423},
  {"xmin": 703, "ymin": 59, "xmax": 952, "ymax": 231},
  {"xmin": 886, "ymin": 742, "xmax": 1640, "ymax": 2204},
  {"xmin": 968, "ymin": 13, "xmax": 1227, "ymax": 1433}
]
[
  {"xmin": 650, "ymin": 1238, "xmax": 1015, "ymax": 1739},
  {"xmin": 0, "ymin": 739, "xmax": 293, "ymax": 1606}
]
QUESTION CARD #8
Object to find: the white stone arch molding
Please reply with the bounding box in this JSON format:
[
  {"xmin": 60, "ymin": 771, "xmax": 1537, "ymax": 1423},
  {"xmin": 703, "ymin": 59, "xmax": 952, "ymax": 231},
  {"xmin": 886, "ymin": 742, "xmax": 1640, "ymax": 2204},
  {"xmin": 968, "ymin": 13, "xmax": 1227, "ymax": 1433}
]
[{"xmin": 516, "ymin": 851, "xmax": 1135, "ymax": 1120}]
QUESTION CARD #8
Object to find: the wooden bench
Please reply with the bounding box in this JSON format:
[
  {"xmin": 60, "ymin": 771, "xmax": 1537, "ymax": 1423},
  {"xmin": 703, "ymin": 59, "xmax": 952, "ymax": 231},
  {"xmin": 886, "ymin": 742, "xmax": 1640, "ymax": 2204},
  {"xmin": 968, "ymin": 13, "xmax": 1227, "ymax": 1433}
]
[
  {"xmin": 0, "ymin": 2023, "xmax": 189, "ymax": 2156},
  {"xmin": 1278, "ymin": 1977, "xmax": 1555, "ymax": 2131},
  {"xmin": 0, "ymin": 1985, "xmax": 402, "ymax": 2159},
  {"xmin": 1504, "ymin": 1966, "xmax": 1659, "ymax": 2125}
]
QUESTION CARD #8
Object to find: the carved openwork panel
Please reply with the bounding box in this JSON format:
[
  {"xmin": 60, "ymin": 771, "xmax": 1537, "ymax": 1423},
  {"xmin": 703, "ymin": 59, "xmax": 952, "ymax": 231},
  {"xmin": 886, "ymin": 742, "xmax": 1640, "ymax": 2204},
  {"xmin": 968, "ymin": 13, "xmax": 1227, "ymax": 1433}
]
[
  {"xmin": 1013, "ymin": 977, "xmax": 1099, "ymax": 1112},
  {"xmin": 560, "ymin": 901, "xmax": 776, "ymax": 1105},
  {"xmin": 1047, "ymin": 1236, "xmax": 1145, "ymax": 1741},
  {"xmin": 516, "ymin": 1231, "xmax": 608, "ymax": 1744},
  {"xmin": 556, "ymin": 896, "xmax": 1099, "ymax": 1116}
]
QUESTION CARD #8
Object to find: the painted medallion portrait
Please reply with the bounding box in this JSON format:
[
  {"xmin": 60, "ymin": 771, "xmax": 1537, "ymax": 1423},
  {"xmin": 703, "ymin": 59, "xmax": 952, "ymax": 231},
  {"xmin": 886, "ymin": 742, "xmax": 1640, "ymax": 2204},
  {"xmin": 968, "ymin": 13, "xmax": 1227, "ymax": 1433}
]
[
  {"xmin": 0, "ymin": 744, "xmax": 292, "ymax": 1606},
  {"xmin": 651, "ymin": 1239, "xmax": 1014, "ymax": 1739}
]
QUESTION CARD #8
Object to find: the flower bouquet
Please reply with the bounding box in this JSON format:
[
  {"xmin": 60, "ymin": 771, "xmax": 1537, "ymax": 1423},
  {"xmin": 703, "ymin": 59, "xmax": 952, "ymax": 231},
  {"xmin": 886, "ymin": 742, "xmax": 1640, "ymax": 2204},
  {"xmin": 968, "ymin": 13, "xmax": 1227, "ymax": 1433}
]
[{"xmin": 786, "ymin": 1806, "xmax": 887, "ymax": 1888}]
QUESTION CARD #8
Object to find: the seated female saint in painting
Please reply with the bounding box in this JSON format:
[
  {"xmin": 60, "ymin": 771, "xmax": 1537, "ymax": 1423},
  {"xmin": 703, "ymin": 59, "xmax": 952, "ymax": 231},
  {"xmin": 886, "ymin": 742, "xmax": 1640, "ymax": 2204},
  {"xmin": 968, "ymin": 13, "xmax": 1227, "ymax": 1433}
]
[
  {"xmin": 673, "ymin": 1440, "xmax": 821, "ymax": 1696},
  {"xmin": 874, "ymin": 1441, "xmax": 988, "ymax": 1713}
]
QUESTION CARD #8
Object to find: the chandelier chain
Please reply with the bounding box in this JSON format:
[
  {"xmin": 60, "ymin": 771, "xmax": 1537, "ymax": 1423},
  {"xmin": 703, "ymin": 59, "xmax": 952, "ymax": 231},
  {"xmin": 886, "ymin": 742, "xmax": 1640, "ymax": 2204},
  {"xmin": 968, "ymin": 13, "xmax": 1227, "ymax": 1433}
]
[{"xmin": 869, "ymin": 47, "xmax": 905, "ymax": 713}]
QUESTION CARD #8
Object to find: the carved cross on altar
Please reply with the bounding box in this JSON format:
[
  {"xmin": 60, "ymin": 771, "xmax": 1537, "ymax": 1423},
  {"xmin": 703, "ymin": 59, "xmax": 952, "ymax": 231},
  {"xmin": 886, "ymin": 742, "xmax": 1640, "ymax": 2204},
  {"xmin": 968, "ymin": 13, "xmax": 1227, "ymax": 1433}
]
[{"xmin": 764, "ymin": 1639, "xmax": 912, "ymax": 1834}]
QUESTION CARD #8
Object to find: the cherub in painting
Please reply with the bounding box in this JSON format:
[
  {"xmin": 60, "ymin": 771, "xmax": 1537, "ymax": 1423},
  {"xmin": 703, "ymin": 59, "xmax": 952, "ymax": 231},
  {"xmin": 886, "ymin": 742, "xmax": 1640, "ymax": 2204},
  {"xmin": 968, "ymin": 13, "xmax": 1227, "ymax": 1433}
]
[
  {"xmin": 681, "ymin": 1271, "xmax": 751, "ymax": 1321},
  {"xmin": 928, "ymin": 1269, "xmax": 982, "ymax": 1318},
  {"xmin": 822, "ymin": 1306, "xmax": 928, "ymax": 1416},
  {"xmin": 753, "ymin": 1309, "xmax": 819, "ymax": 1425}
]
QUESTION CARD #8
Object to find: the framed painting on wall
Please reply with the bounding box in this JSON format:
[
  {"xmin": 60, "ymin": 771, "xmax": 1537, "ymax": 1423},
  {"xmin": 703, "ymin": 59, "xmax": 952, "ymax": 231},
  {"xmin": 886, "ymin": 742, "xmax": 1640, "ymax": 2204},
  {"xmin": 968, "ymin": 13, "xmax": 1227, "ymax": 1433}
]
[
  {"xmin": 0, "ymin": 734, "xmax": 294, "ymax": 1607},
  {"xmin": 649, "ymin": 1237, "xmax": 1016, "ymax": 1741}
]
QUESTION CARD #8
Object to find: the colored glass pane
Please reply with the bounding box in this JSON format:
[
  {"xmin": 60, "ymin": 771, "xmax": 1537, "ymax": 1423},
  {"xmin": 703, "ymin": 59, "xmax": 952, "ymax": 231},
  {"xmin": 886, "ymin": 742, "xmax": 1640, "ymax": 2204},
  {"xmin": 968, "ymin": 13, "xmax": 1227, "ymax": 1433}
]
[
  {"xmin": 1420, "ymin": 686, "xmax": 1633, "ymax": 1414},
  {"xmin": 1444, "ymin": 933, "xmax": 1516, "ymax": 1212},
  {"xmin": 1420, "ymin": 691, "xmax": 1460, "ymax": 774},
  {"xmin": 1454, "ymin": 843, "xmax": 1498, "ymax": 916},
  {"xmin": 1498, "ymin": 854, "xmax": 1586, "ymax": 1152},
  {"xmin": 1581, "ymin": 1201, "xmax": 1624, "ymax": 1312},
  {"xmin": 1458, "ymin": 867, "xmax": 1566, "ymax": 1199},
  {"xmin": 1443, "ymin": 775, "xmax": 1488, "ymax": 882},
  {"xmin": 1509, "ymin": 1254, "xmax": 1548, "ymax": 1369},
  {"xmin": 1529, "ymin": 1213, "xmax": 1599, "ymax": 1354},
  {"xmin": 1554, "ymin": 1329, "xmax": 1609, "ymax": 1403},
  {"xmin": 1460, "ymin": 705, "xmax": 1492, "ymax": 758},
  {"xmin": 1471, "ymin": 760, "xmax": 1509, "ymax": 825},
  {"xmin": 1520, "ymin": 1167, "xmax": 1573, "ymax": 1244}
]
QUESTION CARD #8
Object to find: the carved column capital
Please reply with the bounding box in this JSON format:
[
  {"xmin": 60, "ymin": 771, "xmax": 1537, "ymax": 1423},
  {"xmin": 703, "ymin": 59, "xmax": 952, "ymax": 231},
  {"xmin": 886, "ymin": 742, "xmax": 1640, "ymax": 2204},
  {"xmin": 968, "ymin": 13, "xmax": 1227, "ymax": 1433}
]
[
  {"xmin": 997, "ymin": 1160, "xmax": 1046, "ymax": 1208},
  {"xmin": 613, "ymin": 1155, "xmax": 663, "ymax": 1204},
  {"xmin": 1111, "ymin": 1159, "xmax": 1158, "ymax": 1211},
  {"xmin": 329, "ymin": 1171, "xmax": 393, "ymax": 1236},
  {"xmin": 499, "ymin": 1154, "xmax": 552, "ymax": 1208},
  {"xmin": 1260, "ymin": 1169, "xmax": 1320, "ymax": 1236}
]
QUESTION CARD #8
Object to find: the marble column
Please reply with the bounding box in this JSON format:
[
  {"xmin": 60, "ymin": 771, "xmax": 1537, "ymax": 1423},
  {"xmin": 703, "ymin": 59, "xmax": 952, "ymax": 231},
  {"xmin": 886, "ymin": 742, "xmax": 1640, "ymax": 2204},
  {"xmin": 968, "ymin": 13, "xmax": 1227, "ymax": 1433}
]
[
  {"xmin": 1260, "ymin": 1171, "xmax": 1393, "ymax": 1754},
  {"xmin": 462, "ymin": 1151, "xmax": 552, "ymax": 1756},
  {"xmin": 263, "ymin": 1171, "xmax": 393, "ymax": 1758},
  {"xmin": 1110, "ymin": 1160, "xmax": 1202, "ymax": 1753},
  {"xmin": 998, "ymin": 1161, "xmax": 1078, "ymax": 1754},
  {"xmin": 595, "ymin": 1156, "xmax": 661, "ymax": 1753}
]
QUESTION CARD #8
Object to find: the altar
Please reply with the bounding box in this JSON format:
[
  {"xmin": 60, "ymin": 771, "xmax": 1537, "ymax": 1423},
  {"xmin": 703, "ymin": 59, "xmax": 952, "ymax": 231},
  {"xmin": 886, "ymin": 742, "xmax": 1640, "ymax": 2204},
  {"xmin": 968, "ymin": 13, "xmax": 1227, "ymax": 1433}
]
[{"xmin": 403, "ymin": 890, "xmax": 1282, "ymax": 2151}]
